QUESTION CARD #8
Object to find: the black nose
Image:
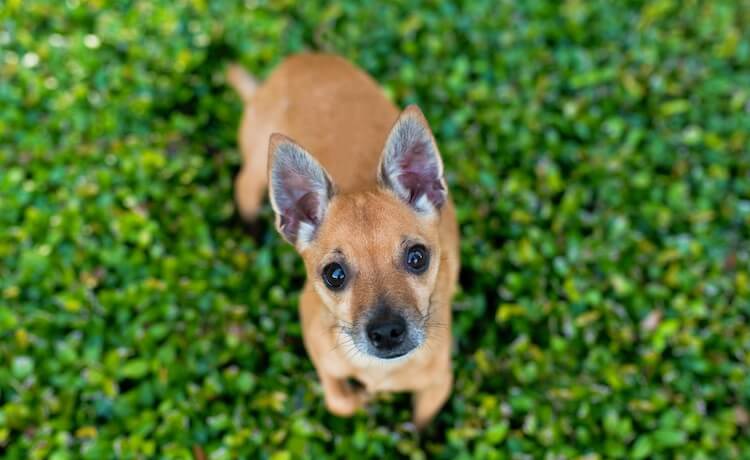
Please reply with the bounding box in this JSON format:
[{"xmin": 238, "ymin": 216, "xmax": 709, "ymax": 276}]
[{"xmin": 366, "ymin": 313, "xmax": 407, "ymax": 350}]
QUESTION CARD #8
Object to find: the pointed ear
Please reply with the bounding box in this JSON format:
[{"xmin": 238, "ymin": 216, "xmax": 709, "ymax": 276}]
[
  {"xmin": 268, "ymin": 134, "xmax": 334, "ymax": 247},
  {"xmin": 378, "ymin": 105, "xmax": 447, "ymax": 214}
]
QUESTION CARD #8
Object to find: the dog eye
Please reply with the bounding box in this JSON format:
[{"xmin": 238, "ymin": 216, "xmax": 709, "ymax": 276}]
[
  {"xmin": 405, "ymin": 244, "xmax": 429, "ymax": 274},
  {"xmin": 322, "ymin": 263, "xmax": 347, "ymax": 290}
]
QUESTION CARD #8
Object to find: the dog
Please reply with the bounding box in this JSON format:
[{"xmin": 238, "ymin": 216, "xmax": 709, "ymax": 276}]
[{"xmin": 227, "ymin": 53, "xmax": 459, "ymax": 428}]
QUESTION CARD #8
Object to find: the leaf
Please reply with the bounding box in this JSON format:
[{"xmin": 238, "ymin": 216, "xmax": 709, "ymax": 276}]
[
  {"xmin": 119, "ymin": 359, "xmax": 149, "ymax": 379},
  {"xmin": 12, "ymin": 356, "xmax": 34, "ymax": 379},
  {"xmin": 631, "ymin": 436, "xmax": 653, "ymax": 459},
  {"xmin": 485, "ymin": 422, "xmax": 509, "ymax": 444}
]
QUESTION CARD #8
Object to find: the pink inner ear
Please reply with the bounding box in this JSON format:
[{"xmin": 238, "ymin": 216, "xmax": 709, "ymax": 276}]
[
  {"xmin": 278, "ymin": 191, "xmax": 320, "ymax": 241},
  {"xmin": 294, "ymin": 192, "xmax": 321, "ymax": 225},
  {"xmin": 273, "ymin": 162, "xmax": 329, "ymax": 243},
  {"xmin": 398, "ymin": 172, "xmax": 445, "ymax": 208},
  {"xmin": 395, "ymin": 139, "xmax": 445, "ymax": 209}
]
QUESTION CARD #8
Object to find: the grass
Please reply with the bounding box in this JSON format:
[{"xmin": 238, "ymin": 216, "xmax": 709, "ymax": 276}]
[{"xmin": 1, "ymin": 0, "xmax": 750, "ymax": 458}]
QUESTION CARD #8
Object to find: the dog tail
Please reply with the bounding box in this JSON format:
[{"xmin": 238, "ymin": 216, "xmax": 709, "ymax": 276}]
[{"xmin": 227, "ymin": 64, "xmax": 258, "ymax": 102}]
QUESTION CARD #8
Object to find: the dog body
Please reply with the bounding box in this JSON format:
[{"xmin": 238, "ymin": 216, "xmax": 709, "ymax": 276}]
[{"xmin": 228, "ymin": 53, "xmax": 459, "ymax": 427}]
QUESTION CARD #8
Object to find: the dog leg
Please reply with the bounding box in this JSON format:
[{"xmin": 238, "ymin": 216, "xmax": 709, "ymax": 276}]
[
  {"xmin": 412, "ymin": 370, "xmax": 452, "ymax": 429},
  {"xmin": 319, "ymin": 373, "xmax": 368, "ymax": 417},
  {"xmin": 234, "ymin": 166, "xmax": 266, "ymax": 221}
]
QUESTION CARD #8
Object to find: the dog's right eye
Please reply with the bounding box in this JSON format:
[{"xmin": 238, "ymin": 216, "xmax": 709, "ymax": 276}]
[
  {"xmin": 322, "ymin": 263, "xmax": 347, "ymax": 290},
  {"xmin": 405, "ymin": 244, "xmax": 430, "ymax": 274}
]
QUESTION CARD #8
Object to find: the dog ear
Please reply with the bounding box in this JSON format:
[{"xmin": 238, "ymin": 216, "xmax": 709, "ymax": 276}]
[
  {"xmin": 378, "ymin": 105, "xmax": 447, "ymax": 214},
  {"xmin": 268, "ymin": 134, "xmax": 334, "ymax": 248}
]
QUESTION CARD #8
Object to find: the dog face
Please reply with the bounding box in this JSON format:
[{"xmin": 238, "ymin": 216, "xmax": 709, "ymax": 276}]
[{"xmin": 268, "ymin": 106, "xmax": 448, "ymax": 361}]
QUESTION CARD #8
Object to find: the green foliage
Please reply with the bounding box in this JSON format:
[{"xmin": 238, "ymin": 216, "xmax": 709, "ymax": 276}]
[{"xmin": 2, "ymin": 0, "xmax": 750, "ymax": 458}]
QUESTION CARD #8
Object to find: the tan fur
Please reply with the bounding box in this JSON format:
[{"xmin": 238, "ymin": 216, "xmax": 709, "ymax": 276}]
[{"xmin": 229, "ymin": 53, "xmax": 459, "ymax": 428}]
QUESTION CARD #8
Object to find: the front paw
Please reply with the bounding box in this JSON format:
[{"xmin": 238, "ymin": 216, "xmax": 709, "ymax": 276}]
[
  {"xmin": 324, "ymin": 380, "xmax": 370, "ymax": 417},
  {"xmin": 324, "ymin": 392, "xmax": 362, "ymax": 417}
]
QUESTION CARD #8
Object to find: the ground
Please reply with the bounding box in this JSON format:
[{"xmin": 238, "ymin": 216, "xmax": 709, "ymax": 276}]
[{"xmin": 1, "ymin": 1, "xmax": 749, "ymax": 459}]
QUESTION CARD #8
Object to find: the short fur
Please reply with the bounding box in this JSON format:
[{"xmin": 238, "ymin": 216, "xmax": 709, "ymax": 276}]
[{"xmin": 228, "ymin": 53, "xmax": 460, "ymax": 428}]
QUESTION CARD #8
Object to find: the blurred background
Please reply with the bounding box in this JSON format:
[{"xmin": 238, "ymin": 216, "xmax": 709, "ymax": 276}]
[{"xmin": 1, "ymin": 0, "xmax": 750, "ymax": 458}]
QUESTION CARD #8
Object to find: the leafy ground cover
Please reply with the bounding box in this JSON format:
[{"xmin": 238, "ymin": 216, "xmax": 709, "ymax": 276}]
[{"xmin": 1, "ymin": 0, "xmax": 750, "ymax": 458}]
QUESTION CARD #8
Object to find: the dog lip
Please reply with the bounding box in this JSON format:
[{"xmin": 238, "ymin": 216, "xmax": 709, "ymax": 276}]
[
  {"xmin": 369, "ymin": 342, "xmax": 419, "ymax": 360},
  {"xmin": 379, "ymin": 350, "xmax": 409, "ymax": 359}
]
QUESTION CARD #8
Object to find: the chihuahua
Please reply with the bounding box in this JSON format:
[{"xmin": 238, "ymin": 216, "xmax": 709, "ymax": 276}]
[{"xmin": 227, "ymin": 53, "xmax": 459, "ymax": 428}]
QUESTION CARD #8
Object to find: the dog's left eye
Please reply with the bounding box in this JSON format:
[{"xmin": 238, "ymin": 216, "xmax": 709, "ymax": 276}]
[
  {"xmin": 405, "ymin": 244, "xmax": 429, "ymax": 274},
  {"xmin": 322, "ymin": 262, "xmax": 347, "ymax": 290}
]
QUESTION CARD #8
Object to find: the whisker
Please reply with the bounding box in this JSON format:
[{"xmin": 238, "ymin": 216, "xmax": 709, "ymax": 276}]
[
  {"xmin": 343, "ymin": 340, "xmax": 363, "ymax": 361},
  {"xmin": 330, "ymin": 334, "xmax": 354, "ymax": 353},
  {"xmin": 326, "ymin": 316, "xmax": 360, "ymax": 354}
]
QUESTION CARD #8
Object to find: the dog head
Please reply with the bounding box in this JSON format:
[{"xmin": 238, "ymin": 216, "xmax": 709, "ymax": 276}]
[{"xmin": 268, "ymin": 105, "xmax": 448, "ymax": 361}]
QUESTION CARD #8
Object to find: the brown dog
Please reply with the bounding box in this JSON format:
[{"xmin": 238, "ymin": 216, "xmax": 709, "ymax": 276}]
[{"xmin": 227, "ymin": 53, "xmax": 459, "ymax": 428}]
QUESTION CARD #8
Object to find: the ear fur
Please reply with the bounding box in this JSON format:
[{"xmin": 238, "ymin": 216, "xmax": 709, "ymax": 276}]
[
  {"xmin": 268, "ymin": 134, "xmax": 334, "ymax": 247},
  {"xmin": 378, "ymin": 105, "xmax": 447, "ymax": 214}
]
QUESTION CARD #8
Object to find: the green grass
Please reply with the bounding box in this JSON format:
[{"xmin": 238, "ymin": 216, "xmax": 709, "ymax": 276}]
[{"xmin": 2, "ymin": 0, "xmax": 750, "ymax": 458}]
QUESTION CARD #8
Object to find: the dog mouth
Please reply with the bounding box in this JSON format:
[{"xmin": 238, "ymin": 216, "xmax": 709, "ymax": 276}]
[
  {"xmin": 361, "ymin": 337, "xmax": 421, "ymax": 360},
  {"xmin": 344, "ymin": 307, "xmax": 427, "ymax": 361},
  {"xmin": 343, "ymin": 329, "xmax": 425, "ymax": 361},
  {"xmin": 376, "ymin": 349, "xmax": 411, "ymax": 360}
]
